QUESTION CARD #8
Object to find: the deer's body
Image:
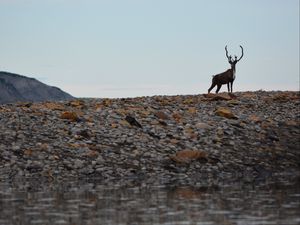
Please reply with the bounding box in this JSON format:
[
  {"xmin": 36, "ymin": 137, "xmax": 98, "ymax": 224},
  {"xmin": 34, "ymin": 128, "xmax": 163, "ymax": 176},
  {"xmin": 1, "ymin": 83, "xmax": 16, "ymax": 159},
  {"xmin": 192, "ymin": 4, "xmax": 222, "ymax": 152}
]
[{"xmin": 208, "ymin": 45, "xmax": 243, "ymax": 93}]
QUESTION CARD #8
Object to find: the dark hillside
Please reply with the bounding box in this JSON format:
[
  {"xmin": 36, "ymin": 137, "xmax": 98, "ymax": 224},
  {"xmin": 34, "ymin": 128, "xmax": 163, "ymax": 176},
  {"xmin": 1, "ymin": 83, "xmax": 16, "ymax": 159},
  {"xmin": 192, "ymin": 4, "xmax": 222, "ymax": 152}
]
[{"xmin": 0, "ymin": 71, "xmax": 74, "ymax": 104}]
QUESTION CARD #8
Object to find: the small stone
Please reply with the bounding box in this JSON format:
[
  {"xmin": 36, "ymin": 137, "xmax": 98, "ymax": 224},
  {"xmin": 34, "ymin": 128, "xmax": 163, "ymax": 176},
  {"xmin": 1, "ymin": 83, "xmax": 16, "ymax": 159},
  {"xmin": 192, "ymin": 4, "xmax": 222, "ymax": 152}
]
[
  {"xmin": 195, "ymin": 122, "xmax": 211, "ymax": 129},
  {"xmin": 96, "ymin": 156, "xmax": 104, "ymax": 164},
  {"xmin": 12, "ymin": 145, "xmax": 21, "ymax": 151},
  {"xmin": 74, "ymin": 159, "xmax": 84, "ymax": 169}
]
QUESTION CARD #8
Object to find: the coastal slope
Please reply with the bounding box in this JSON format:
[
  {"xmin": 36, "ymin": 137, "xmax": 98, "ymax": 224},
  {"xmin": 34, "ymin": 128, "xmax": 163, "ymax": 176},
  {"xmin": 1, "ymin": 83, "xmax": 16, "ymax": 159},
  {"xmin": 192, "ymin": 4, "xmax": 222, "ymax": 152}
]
[
  {"xmin": 0, "ymin": 91, "xmax": 299, "ymax": 184},
  {"xmin": 0, "ymin": 71, "xmax": 74, "ymax": 104}
]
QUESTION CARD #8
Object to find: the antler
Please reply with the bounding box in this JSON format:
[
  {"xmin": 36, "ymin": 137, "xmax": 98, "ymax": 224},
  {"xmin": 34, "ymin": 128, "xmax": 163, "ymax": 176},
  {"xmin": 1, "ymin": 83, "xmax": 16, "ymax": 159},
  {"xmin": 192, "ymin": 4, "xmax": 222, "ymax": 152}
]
[
  {"xmin": 237, "ymin": 45, "xmax": 244, "ymax": 62},
  {"xmin": 225, "ymin": 45, "xmax": 230, "ymax": 60}
]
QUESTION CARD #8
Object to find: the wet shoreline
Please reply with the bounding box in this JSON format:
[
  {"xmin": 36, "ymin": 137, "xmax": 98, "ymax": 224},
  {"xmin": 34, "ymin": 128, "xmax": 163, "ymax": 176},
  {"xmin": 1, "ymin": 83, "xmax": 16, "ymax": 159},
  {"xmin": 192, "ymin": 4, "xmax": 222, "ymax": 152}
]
[{"xmin": 1, "ymin": 174, "xmax": 299, "ymax": 225}]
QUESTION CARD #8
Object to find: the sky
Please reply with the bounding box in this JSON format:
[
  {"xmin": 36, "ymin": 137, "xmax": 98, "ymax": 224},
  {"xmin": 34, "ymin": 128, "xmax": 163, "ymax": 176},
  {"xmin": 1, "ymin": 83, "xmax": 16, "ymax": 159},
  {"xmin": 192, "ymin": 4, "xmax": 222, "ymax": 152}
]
[{"xmin": 0, "ymin": 0, "xmax": 299, "ymax": 98}]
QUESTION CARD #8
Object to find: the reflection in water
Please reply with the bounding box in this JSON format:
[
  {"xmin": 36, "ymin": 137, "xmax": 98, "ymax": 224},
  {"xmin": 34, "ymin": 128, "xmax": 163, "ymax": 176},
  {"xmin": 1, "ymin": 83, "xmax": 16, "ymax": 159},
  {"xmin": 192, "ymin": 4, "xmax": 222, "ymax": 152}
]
[{"xmin": 0, "ymin": 177, "xmax": 299, "ymax": 225}]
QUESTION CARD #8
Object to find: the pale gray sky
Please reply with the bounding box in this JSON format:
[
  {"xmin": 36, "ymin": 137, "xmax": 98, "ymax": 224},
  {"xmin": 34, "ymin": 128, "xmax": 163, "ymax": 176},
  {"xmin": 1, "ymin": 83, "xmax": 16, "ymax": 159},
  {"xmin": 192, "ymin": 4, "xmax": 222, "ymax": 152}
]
[{"xmin": 0, "ymin": 0, "xmax": 299, "ymax": 97}]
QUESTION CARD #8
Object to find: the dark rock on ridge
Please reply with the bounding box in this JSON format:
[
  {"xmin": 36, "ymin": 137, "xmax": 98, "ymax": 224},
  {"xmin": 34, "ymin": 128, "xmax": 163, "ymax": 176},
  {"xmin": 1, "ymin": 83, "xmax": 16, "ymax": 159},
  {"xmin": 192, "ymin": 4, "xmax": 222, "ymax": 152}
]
[{"xmin": 0, "ymin": 71, "xmax": 74, "ymax": 104}]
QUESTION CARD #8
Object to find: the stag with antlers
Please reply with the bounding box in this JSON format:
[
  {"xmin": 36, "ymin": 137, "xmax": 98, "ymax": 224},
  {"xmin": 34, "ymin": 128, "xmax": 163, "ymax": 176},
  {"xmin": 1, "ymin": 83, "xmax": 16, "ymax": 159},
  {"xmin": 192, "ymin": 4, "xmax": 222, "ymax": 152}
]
[{"xmin": 208, "ymin": 45, "xmax": 244, "ymax": 93}]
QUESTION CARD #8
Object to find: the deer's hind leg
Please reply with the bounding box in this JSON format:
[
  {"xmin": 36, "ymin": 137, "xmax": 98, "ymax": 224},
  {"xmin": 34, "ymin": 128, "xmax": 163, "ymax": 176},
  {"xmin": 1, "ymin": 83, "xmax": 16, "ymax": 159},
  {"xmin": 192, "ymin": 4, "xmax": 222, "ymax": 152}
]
[
  {"xmin": 208, "ymin": 82, "xmax": 216, "ymax": 93},
  {"xmin": 216, "ymin": 84, "xmax": 222, "ymax": 93}
]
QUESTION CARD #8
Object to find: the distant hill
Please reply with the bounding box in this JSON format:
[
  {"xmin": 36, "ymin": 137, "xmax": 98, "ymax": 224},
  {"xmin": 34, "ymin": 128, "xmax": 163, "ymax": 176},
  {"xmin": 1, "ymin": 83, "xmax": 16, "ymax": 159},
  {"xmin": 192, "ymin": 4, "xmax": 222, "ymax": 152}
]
[{"xmin": 0, "ymin": 71, "xmax": 74, "ymax": 104}]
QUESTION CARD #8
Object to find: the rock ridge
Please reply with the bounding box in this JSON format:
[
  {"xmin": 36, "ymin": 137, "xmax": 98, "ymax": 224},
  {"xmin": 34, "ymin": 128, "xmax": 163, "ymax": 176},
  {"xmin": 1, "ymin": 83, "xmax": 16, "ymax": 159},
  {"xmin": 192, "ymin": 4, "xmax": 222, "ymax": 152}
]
[{"xmin": 0, "ymin": 91, "xmax": 299, "ymax": 185}]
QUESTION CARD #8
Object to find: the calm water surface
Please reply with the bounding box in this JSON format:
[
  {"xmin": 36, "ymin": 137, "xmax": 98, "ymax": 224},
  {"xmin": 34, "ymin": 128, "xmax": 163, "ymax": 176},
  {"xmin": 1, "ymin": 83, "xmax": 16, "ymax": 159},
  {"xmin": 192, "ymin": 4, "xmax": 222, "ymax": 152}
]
[{"xmin": 0, "ymin": 177, "xmax": 299, "ymax": 225}]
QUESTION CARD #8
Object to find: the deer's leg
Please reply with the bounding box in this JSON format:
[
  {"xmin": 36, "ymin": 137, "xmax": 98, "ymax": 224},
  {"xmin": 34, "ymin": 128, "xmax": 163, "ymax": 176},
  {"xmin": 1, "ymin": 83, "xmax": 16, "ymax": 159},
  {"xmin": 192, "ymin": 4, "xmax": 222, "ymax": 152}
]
[
  {"xmin": 227, "ymin": 83, "xmax": 230, "ymax": 92},
  {"xmin": 230, "ymin": 82, "xmax": 233, "ymax": 92},
  {"xmin": 216, "ymin": 84, "xmax": 222, "ymax": 93},
  {"xmin": 208, "ymin": 83, "xmax": 216, "ymax": 93}
]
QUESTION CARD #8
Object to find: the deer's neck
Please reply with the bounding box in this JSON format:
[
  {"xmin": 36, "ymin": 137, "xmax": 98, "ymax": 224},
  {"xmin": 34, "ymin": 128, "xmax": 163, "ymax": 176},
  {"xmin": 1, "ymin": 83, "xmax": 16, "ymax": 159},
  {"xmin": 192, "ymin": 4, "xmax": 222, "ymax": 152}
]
[{"xmin": 230, "ymin": 65, "xmax": 236, "ymax": 80}]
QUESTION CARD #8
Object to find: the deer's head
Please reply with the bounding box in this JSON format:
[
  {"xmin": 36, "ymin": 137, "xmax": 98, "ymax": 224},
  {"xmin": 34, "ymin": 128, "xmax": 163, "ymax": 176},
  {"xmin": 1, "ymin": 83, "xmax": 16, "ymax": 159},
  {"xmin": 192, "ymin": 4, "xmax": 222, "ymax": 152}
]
[{"xmin": 225, "ymin": 45, "xmax": 244, "ymax": 68}]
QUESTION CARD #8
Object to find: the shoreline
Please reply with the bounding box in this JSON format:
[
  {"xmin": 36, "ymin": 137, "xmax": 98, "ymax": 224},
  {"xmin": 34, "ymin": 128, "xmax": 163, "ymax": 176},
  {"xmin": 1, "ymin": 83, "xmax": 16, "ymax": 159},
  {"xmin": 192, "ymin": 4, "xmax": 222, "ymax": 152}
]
[{"xmin": 0, "ymin": 91, "xmax": 299, "ymax": 185}]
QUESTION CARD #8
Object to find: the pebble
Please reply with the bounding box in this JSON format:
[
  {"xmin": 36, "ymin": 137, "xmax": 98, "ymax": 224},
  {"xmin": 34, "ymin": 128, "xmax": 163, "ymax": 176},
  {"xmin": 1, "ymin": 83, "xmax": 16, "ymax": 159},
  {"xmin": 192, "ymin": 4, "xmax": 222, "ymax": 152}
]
[{"xmin": 0, "ymin": 91, "xmax": 299, "ymax": 185}]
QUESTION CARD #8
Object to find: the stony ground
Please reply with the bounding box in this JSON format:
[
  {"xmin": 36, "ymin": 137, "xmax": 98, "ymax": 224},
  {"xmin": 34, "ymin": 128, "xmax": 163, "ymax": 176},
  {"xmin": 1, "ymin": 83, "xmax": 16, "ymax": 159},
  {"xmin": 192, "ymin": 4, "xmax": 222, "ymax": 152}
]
[{"xmin": 0, "ymin": 91, "xmax": 299, "ymax": 185}]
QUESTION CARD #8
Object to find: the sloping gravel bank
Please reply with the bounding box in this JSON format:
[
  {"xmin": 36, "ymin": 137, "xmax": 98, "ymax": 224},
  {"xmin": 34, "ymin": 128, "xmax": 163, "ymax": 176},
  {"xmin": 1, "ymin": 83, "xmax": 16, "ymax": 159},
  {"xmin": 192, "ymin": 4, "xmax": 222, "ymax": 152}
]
[{"xmin": 0, "ymin": 91, "xmax": 299, "ymax": 185}]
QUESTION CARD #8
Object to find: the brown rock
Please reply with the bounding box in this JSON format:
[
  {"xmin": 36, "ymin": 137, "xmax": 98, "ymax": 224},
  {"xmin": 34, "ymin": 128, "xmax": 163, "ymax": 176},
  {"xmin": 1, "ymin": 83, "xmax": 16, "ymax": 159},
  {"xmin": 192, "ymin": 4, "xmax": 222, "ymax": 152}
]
[
  {"xmin": 272, "ymin": 92, "xmax": 299, "ymax": 102},
  {"xmin": 248, "ymin": 114, "xmax": 262, "ymax": 123},
  {"xmin": 285, "ymin": 120, "xmax": 299, "ymax": 126},
  {"xmin": 84, "ymin": 150, "xmax": 99, "ymax": 158},
  {"xmin": 61, "ymin": 111, "xmax": 80, "ymax": 122},
  {"xmin": 170, "ymin": 139, "xmax": 180, "ymax": 144},
  {"xmin": 69, "ymin": 100, "xmax": 85, "ymax": 108},
  {"xmin": 173, "ymin": 187, "xmax": 203, "ymax": 199},
  {"xmin": 33, "ymin": 102, "xmax": 65, "ymax": 111},
  {"xmin": 170, "ymin": 150, "xmax": 207, "ymax": 164},
  {"xmin": 215, "ymin": 107, "xmax": 237, "ymax": 119},
  {"xmin": 203, "ymin": 93, "xmax": 215, "ymax": 98},
  {"xmin": 172, "ymin": 112, "xmax": 182, "ymax": 122},
  {"xmin": 188, "ymin": 107, "xmax": 197, "ymax": 114},
  {"xmin": 115, "ymin": 109, "xmax": 128, "ymax": 116},
  {"xmin": 95, "ymin": 103, "xmax": 103, "ymax": 112},
  {"xmin": 203, "ymin": 93, "xmax": 232, "ymax": 101},
  {"xmin": 102, "ymin": 99, "xmax": 112, "ymax": 107},
  {"xmin": 261, "ymin": 121, "xmax": 273, "ymax": 129},
  {"xmin": 68, "ymin": 143, "xmax": 82, "ymax": 148},
  {"xmin": 227, "ymin": 99, "xmax": 240, "ymax": 105},
  {"xmin": 24, "ymin": 149, "xmax": 33, "ymax": 156},
  {"xmin": 154, "ymin": 111, "xmax": 170, "ymax": 120},
  {"xmin": 183, "ymin": 98, "xmax": 194, "ymax": 104},
  {"xmin": 37, "ymin": 143, "xmax": 49, "ymax": 151},
  {"xmin": 120, "ymin": 120, "xmax": 131, "ymax": 127},
  {"xmin": 111, "ymin": 123, "xmax": 118, "ymax": 128},
  {"xmin": 241, "ymin": 92, "xmax": 257, "ymax": 99},
  {"xmin": 228, "ymin": 93, "xmax": 237, "ymax": 99}
]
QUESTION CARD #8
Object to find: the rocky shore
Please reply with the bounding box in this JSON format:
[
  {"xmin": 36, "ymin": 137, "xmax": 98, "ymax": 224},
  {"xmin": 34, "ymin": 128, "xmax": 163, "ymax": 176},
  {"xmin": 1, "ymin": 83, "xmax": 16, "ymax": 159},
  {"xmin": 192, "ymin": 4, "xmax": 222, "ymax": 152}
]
[{"xmin": 0, "ymin": 91, "xmax": 299, "ymax": 185}]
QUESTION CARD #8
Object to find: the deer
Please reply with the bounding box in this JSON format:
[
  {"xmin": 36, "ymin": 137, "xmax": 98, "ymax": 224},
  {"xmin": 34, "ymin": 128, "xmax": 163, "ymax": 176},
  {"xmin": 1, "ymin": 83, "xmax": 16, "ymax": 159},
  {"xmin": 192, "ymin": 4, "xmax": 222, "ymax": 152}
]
[{"xmin": 208, "ymin": 45, "xmax": 244, "ymax": 93}]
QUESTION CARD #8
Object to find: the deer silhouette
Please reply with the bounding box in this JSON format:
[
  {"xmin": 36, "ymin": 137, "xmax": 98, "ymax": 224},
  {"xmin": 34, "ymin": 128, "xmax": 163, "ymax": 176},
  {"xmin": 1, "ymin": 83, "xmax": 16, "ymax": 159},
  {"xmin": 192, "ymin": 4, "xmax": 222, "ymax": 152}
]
[{"xmin": 208, "ymin": 45, "xmax": 244, "ymax": 93}]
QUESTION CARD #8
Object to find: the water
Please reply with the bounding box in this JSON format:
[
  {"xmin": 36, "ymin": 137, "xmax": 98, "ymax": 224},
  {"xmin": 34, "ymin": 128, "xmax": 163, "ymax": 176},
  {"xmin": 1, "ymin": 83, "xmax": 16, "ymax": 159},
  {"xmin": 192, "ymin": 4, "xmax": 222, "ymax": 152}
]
[{"xmin": 0, "ymin": 177, "xmax": 299, "ymax": 225}]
